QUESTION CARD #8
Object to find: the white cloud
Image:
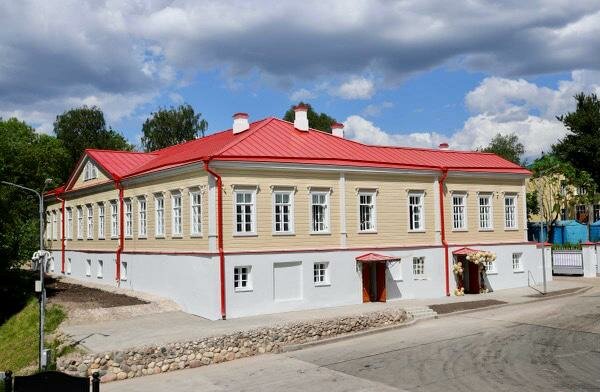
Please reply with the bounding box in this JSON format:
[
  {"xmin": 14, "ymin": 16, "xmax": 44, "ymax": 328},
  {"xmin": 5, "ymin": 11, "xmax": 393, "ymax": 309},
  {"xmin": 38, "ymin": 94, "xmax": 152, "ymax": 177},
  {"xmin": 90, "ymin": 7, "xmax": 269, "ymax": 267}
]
[
  {"xmin": 344, "ymin": 71, "xmax": 600, "ymax": 159},
  {"xmin": 332, "ymin": 78, "xmax": 375, "ymax": 100},
  {"xmin": 289, "ymin": 88, "xmax": 316, "ymax": 102},
  {"xmin": 362, "ymin": 101, "xmax": 394, "ymax": 117}
]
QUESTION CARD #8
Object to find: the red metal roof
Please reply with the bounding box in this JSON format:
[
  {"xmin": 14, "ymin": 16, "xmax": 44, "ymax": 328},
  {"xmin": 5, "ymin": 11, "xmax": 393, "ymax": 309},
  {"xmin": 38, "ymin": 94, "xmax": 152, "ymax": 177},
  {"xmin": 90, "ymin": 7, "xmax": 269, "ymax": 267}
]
[
  {"xmin": 452, "ymin": 247, "xmax": 486, "ymax": 255},
  {"xmin": 355, "ymin": 253, "xmax": 402, "ymax": 262},
  {"xmin": 58, "ymin": 117, "xmax": 531, "ymax": 191}
]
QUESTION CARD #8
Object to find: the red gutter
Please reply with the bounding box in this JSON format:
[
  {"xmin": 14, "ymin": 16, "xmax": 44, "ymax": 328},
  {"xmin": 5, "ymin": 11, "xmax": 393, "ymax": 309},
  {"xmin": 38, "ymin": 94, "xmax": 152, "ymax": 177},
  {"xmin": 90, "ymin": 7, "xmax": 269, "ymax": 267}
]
[
  {"xmin": 115, "ymin": 179, "xmax": 124, "ymax": 283},
  {"xmin": 438, "ymin": 168, "xmax": 450, "ymax": 296},
  {"xmin": 203, "ymin": 160, "xmax": 226, "ymax": 320},
  {"xmin": 55, "ymin": 191, "xmax": 66, "ymax": 274}
]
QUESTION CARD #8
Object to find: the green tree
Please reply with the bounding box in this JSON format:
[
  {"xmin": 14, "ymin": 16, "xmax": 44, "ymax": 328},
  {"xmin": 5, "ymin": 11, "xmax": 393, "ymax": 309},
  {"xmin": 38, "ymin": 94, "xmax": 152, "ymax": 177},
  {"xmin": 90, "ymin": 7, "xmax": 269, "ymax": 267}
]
[
  {"xmin": 480, "ymin": 133, "xmax": 525, "ymax": 165},
  {"xmin": 553, "ymin": 92, "xmax": 600, "ymax": 184},
  {"xmin": 141, "ymin": 104, "xmax": 208, "ymax": 152},
  {"xmin": 528, "ymin": 153, "xmax": 597, "ymax": 239},
  {"xmin": 53, "ymin": 106, "xmax": 132, "ymax": 177},
  {"xmin": 283, "ymin": 102, "xmax": 337, "ymax": 133}
]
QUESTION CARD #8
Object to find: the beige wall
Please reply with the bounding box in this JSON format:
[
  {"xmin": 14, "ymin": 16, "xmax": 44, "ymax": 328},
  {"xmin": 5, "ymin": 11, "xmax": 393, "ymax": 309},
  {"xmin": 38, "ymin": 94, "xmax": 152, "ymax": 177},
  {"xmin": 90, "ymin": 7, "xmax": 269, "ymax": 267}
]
[{"xmin": 444, "ymin": 177, "xmax": 525, "ymax": 244}]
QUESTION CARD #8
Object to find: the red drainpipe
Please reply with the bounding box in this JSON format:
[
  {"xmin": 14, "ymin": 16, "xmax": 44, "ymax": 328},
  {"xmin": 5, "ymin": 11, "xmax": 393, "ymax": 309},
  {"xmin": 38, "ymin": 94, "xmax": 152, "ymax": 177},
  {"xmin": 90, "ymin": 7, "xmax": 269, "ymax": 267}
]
[
  {"xmin": 115, "ymin": 179, "xmax": 124, "ymax": 283},
  {"xmin": 438, "ymin": 168, "xmax": 450, "ymax": 296},
  {"xmin": 55, "ymin": 191, "xmax": 66, "ymax": 274},
  {"xmin": 203, "ymin": 160, "xmax": 226, "ymax": 320}
]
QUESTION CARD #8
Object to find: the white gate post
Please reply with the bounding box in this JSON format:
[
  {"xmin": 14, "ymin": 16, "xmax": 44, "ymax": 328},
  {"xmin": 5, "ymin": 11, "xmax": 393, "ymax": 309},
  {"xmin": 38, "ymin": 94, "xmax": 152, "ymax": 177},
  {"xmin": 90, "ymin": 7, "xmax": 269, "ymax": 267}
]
[{"xmin": 581, "ymin": 242, "xmax": 596, "ymax": 277}]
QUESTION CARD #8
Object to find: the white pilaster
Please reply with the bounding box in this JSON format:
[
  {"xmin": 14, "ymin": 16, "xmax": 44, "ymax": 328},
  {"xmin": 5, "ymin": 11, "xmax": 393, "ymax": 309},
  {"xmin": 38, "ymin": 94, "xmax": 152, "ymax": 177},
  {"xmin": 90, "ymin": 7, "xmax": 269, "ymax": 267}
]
[
  {"xmin": 521, "ymin": 179, "xmax": 528, "ymax": 241},
  {"xmin": 339, "ymin": 172, "xmax": 347, "ymax": 248},
  {"xmin": 433, "ymin": 176, "xmax": 441, "ymax": 244},
  {"xmin": 208, "ymin": 174, "xmax": 217, "ymax": 253}
]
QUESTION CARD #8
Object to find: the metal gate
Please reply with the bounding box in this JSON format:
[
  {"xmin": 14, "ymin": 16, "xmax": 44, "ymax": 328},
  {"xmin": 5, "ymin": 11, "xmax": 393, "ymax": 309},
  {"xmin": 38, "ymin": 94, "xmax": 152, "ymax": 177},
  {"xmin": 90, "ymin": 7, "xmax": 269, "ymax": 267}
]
[{"xmin": 552, "ymin": 250, "xmax": 584, "ymax": 275}]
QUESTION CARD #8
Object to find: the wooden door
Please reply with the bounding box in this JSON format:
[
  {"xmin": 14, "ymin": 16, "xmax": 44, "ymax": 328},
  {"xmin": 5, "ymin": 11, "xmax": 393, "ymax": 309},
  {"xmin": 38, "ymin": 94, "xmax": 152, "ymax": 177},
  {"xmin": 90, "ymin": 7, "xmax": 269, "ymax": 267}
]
[
  {"xmin": 467, "ymin": 261, "xmax": 480, "ymax": 294},
  {"xmin": 376, "ymin": 263, "xmax": 387, "ymax": 302},
  {"xmin": 362, "ymin": 263, "xmax": 371, "ymax": 302}
]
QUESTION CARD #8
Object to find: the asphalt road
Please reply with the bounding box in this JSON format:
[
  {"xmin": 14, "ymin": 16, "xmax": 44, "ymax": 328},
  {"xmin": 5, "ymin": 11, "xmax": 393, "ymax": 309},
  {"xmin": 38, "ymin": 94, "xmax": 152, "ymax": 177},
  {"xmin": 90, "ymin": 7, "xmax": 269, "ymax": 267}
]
[{"xmin": 105, "ymin": 287, "xmax": 600, "ymax": 392}]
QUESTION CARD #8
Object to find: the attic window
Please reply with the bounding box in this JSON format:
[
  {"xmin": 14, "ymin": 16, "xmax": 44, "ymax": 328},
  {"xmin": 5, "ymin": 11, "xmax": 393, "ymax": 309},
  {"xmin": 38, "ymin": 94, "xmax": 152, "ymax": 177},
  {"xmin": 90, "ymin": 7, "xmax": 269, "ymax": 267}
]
[{"xmin": 84, "ymin": 162, "xmax": 97, "ymax": 181}]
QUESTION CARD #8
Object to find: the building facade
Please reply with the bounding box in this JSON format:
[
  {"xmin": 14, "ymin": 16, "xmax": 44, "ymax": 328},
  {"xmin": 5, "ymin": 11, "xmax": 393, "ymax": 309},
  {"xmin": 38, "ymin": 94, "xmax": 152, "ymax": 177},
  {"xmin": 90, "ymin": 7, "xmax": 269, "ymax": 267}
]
[{"xmin": 44, "ymin": 108, "xmax": 548, "ymax": 320}]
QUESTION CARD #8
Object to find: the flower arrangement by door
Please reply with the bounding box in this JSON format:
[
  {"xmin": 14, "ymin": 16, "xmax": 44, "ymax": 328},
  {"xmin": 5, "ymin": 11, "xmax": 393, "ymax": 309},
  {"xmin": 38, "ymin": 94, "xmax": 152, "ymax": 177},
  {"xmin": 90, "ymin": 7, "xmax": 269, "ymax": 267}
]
[{"xmin": 453, "ymin": 250, "xmax": 496, "ymax": 296}]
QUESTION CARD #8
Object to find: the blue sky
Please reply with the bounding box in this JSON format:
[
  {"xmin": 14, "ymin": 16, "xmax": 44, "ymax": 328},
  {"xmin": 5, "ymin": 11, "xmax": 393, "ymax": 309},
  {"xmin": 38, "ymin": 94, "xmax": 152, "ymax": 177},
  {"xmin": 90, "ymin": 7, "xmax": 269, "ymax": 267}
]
[{"xmin": 2, "ymin": 1, "xmax": 600, "ymax": 158}]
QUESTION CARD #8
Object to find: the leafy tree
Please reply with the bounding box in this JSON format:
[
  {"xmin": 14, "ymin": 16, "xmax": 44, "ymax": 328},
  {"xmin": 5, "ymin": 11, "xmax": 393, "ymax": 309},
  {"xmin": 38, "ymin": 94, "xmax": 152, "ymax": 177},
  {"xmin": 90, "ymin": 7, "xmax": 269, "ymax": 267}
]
[
  {"xmin": 526, "ymin": 189, "xmax": 539, "ymax": 220},
  {"xmin": 553, "ymin": 93, "xmax": 600, "ymax": 184},
  {"xmin": 480, "ymin": 133, "xmax": 525, "ymax": 165},
  {"xmin": 528, "ymin": 153, "xmax": 597, "ymax": 239},
  {"xmin": 141, "ymin": 104, "xmax": 208, "ymax": 152},
  {"xmin": 283, "ymin": 102, "xmax": 337, "ymax": 133},
  {"xmin": 53, "ymin": 106, "xmax": 132, "ymax": 177}
]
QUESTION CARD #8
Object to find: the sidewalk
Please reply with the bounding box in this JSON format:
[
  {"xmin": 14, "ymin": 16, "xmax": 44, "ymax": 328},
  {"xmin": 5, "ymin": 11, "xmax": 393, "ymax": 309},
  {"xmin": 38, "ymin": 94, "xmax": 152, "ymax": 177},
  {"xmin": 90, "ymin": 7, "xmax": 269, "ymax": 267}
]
[{"xmin": 62, "ymin": 278, "xmax": 592, "ymax": 353}]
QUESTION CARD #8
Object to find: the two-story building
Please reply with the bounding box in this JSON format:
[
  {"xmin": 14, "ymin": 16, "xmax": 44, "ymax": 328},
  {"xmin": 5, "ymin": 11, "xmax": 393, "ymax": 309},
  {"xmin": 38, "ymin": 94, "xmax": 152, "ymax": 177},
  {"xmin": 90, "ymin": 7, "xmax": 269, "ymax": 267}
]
[{"xmin": 44, "ymin": 106, "xmax": 544, "ymax": 320}]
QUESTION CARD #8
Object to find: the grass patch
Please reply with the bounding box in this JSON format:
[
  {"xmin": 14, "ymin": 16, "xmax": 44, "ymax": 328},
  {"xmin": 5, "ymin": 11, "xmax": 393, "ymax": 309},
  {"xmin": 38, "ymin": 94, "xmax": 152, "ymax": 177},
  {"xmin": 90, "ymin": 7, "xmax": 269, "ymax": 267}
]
[{"xmin": 0, "ymin": 299, "xmax": 66, "ymax": 373}]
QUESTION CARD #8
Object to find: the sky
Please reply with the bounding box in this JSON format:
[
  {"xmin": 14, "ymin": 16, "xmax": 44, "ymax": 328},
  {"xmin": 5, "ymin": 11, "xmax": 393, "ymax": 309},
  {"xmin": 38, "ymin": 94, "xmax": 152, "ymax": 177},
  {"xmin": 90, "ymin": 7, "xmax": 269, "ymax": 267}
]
[{"xmin": 2, "ymin": 1, "xmax": 600, "ymax": 160}]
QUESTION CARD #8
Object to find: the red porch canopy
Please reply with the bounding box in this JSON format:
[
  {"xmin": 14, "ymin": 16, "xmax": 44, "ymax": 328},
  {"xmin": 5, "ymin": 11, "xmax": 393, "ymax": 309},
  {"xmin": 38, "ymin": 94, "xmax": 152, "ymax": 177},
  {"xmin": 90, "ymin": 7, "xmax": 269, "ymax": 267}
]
[
  {"xmin": 452, "ymin": 247, "xmax": 485, "ymax": 255},
  {"xmin": 355, "ymin": 253, "xmax": 401, "ymax": 263}
]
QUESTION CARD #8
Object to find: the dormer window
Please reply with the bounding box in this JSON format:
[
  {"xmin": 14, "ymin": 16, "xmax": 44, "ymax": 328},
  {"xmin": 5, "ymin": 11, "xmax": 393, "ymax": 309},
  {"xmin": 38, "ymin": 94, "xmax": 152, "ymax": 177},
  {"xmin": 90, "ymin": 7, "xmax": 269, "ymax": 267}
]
[{"xmin": 84, "ymin": 161, "xmax": 97, "ymax": 181}]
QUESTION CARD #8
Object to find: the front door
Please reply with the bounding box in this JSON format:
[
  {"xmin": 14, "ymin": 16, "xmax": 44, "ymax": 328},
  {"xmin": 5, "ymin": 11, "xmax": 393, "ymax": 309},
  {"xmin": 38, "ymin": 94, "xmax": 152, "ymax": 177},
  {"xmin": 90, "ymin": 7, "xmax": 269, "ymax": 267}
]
[
  {"xmin": 362, "ymin": 263, "xmax": 386, "ymax": 302},
  {"xmin": 466, "ymin": 261, "xmax": 480, "ymax": 294}
]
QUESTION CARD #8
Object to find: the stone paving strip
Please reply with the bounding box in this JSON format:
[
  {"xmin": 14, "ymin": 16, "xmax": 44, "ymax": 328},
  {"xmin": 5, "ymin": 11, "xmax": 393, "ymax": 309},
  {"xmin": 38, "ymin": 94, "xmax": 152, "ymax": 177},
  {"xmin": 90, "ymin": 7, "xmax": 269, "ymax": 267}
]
[{"xmin": 58, "ymin": 308, "xmax": 410, "ymax": 383}]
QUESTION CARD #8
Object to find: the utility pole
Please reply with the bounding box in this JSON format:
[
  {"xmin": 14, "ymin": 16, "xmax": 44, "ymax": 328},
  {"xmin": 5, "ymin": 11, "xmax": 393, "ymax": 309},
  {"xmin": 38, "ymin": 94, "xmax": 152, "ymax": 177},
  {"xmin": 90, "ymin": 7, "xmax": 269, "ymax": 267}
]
[{"xmin": 1, "ymin": 178, "xmax": 53, "ymax": 371}]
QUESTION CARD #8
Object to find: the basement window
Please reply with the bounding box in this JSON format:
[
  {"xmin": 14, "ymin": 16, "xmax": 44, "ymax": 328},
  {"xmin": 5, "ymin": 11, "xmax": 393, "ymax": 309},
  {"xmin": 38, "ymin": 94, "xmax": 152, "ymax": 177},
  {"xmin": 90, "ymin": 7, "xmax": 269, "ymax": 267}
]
[{"xmin": 234, "ymin": 266, "xmax": 252, "ymax": 291}]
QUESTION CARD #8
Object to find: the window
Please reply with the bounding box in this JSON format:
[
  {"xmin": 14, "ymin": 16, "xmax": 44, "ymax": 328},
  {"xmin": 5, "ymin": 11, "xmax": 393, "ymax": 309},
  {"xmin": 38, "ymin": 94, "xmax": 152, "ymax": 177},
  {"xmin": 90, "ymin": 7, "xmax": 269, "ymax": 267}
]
[
  {"xmin": 46, "ymin": 213, "xmax": 51, "ymax": 240},
  {"xmin": 124, "ymin": 199, "xmax": 132, "ymax": 238},
  {"xmin": 155, "ymin": 195, "xmax": 165, "ymax": 237},
  {"xmin": 172, "ymin": 193, "xmax": 182, "ymax": 236},
  {"xmin": 452, "ymin": 194, "xmax": 466, "ymax": 230},
  {"xmin": 483, "ymin": 260, "xmax": 496, "ymax": 274},
  {"xmin": 66, "ymin": 258, "xmax": 71, "ymax": 275},
  {"xmin": 576, "ymin": 205, "xmax": 587, "ymax": 221},
  {"xmin": 413, "ymin": 257, "xmax": 425, "ymax": 278},
  {"xmin": 273, "ymin": 191, "xmax": 293, "ymax": 233},
  {"xmin": 478, "ymin": 194, "xmax": 493, "ymax": 230},
  {"xmin": 86, "ymin": 259, "xmax": 91, "ymax": 277},
  {"xmin": 98, "ymin": 203, "xmax": 105, "ymax": 239},
  {"xmin": 313, "ymin": 262, "xmax": 329, "ymax": 286},
  {"xmin": 359, "ymin": 191, "xmax": 376, "ymax": 232},
  {"xmin": 408, "ymin": 192, "xmax": 424, "ymax": 231},
  {"xmin": 77, "ymin": 207, "xmax": 83, "ymax": 239},
  {"xmin": 121, "ymin": 261, "xmax": 128, "ymax": 281},
  {"xmin": 234, "ymin": 190, "xmax": 255, "ymax": 234},
  {"xmin": 190, "ymin": 190, "xmax": 201, "ymax": 236},
  {"xmin": 83, "ymin": 161, "xmax": 97, "ymax": 181},
  {"xmin": 66, "ymin": 208, "xmax": 73, "ymax": 239},
  {"xmin": 504, "ymin": 195, "xmax": 517, "ymax": 229},
  {"xmin": 138, "ymin": 197, "xmax": 147, "ymax": 237},
  {"xmin": 234, "ymin": 266, "xmax": 251, "ymax": 291},
  {"xmin": 512, "ymin": 253, "xmax": 523, "ymax": 272},
  {"xmin": 86, "ymin": 205, "xmax": 93, "ymax": 239},
  {"xmin": 310, "ymin": 192, "xmax": 329, "ymax": 233},
  {"xmin": 594, "ymin": 204, "xmax": 600, "ymax": 222},
  {"xmin": 110, "ymin": 201, "xmax": 119, "ymax": 238},
  {"xmin": 52, "ymin": 211, "xmax": 58, "ymax": 240},
  {"xmin": 97, "ymin": 260, "xmax": 103, "ymax": 278}
]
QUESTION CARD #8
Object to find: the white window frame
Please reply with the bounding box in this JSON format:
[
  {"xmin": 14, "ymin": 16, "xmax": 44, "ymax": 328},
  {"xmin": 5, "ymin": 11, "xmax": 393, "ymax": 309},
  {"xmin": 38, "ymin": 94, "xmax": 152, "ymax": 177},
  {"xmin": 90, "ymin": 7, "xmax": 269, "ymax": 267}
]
[
  {"xmin": 358, "ymin": 190, "xmax": 377, "ymax": 233},
  {"xmin": 77, "ymin": 206, "xmax": 83, "ymax": 239},
  {"xmin": 484, "ymin": 260, "xmax": 497, "ymax": 274},
  {"xmin": 110, "ymin": 201, "xmax": 119, "ymax": 238},
  {"xmin": 45, "ymin": 213, "xmax": 50, "ymax": 240},
  {"xmin": 52, "ymin": 210, "xmax": 58, "ymax": 240},
  {"xmin": 412, "ymin": 256, "xmax": 426, "ymax": 279},
  {"xmin": 121, "ymin": 260, "xmax": 128, "ymax": 281},
  {"xmin": 83, "ymin": 161, "xmax": 97, "ymax": 181},
  {"xmin": 478, "ymin": 193, "xmax": 493, "ymax": 231},
  {"xmin": 233, "ymin": 188, "xmax": 257, "ymax": 236},
  {"xmin": 171, "ymin": 192, "xmax": 182, "ymax": 237},
  {"xmin": 66, "ymin": 258, "xmax": 72, "ymax": 275},
  {"xmin": 86, "ymin": 205, "xmax": 93, "ymax": 239},
  {"xmin": 155, "ymin": 194, "xmax": 165, "ymax": 238},
  {"xmin": 85, "ymin": 259, "xmax": 91, "ymax": 277},
  {"xmin": 124, "ymin": 199, "xmax": 133, "ymax": 238},
  {"xmin": 97, "ymin": 259, "xmax": 103, "ymax": 278},
  {"xmin": 272, "ymin": 189, "xmax": 295, "ymax": 235},
  {"xmin": 512, "ymin": 252, "xmax": 523, "ymax": 272},
  {"xmin": 504, "ymin": 194, "xmax": 518, "ymax": 230},
  {"xmin": 408, "ymin": 191, "xmax": 425, "ymax": 232},
  {"xmin": 452, "ymin": 193, "xmax": 467, "ymax": 231},
  {"xmin": 310, "ymin": 191, "xmax": 330, "ymax": 234},
  {"xmin": 66, "ymin": 208, "xmax": 73, "ymax": 240},
  {"xmin": 98, "ymin": 203, "xmax": 105, "ymax": 239},
  {"xmin": 313, "ymin": 262, "xmax": 330, "ymax": 286},
  {"xmin": 233, "ymin": 265, "xmax": 252, "ymax": 292},
  {"xmin": 138, "ymin": 197, "xmax": 147, "ymax": 238},
  {"xmin": 189, "ymin": 189, "xmax": 202, "ymax": 237}
]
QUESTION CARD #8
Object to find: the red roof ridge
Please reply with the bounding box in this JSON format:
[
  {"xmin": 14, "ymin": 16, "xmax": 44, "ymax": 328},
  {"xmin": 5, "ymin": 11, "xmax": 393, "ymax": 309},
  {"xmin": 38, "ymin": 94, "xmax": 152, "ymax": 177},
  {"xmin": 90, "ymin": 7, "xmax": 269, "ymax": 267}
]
[
  {"xmin": 148, "ymin": 128, "xmax": 233, "ymax": 155},
  {"xmin": 211, "ymin": 117, "xmax": 277, "ymax": 158},
  {"xmin": 86, "ymin": 148, "xmax": 156, "ymax": 155}
]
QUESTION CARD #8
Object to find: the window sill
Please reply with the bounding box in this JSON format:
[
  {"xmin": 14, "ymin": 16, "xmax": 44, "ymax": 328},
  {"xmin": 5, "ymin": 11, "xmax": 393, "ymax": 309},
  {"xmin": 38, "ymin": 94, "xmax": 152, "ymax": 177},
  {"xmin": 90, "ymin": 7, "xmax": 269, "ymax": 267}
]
[
  {"xmin": 504, "ymin": 228, "xmax": 519, "ymax": 231},
  {"xmin": 310, "ymin": 231, "xmax": 331, "ymax": 235},
  {"xmin": 486, "ymin": 271, "xmax": 498, "ymax": 275},
  {"xmin": 452, "ymin": 228, "xmax": 468, "ymax": 232},
  {"xmin": 120, "ymin": 278, "xmax": 127, "ymax": 282},
  {"xmin": 190, "ymin": 234, "xmax": 203, "ymax": 238},
  {"xmin": 110, "ymin": 236, "xmax": 119, "ymax": 240},
  {"xmin": 358, "ymin": 230, "xmax": 378, "ymax": 234},
  {"xmin": 314, "ymin": 283, "xmax": 331, "ymax": 287},
  {"xmin": 137, "ymin": 236, "xmax": 147, "ymax": 240},
  {"xmin": 125, "ymin": 236, "xmax": 133, "ymax": 240},
  {"xmin": 155, "ymin": 235, "xmax": 165, "ymax": 239},
  {"xmin": 478, "ymin": 228, "xmax": 494, "ymax": 232},
  {"xmin": 233, "ymin": 233, "xmax": 258, "ymax": 237},
  {"xmin": 234, "ymin": 287, "xmax": 253, "ymax": 293},
  {"xmin": 513, "ymin": 269, "xmax": 525, "ymax": 273},
  {"xmin": 97, "ymin": 276, "xmax": 103, "ymax": 279},
  {"xmin": 85, "ymin": 274, "xmax": 91, "ymax": 277},
  {"xmin": 408, "ymin": 229, "xmax": 426, "ymax": 233},
  {"xmin": 98, "ymin": 237, "xmax": 105, "ymax": 240},
  {"xmin": 172, "ymin": 235, "xmax": 183, "ymax": 239},
  {"xmin": 272, "ymin": 232, "xmax": 295, "ymax": 236},
  {"xmin": 413, "ymin": 277, "xmax": 429, "ymax": 281}
]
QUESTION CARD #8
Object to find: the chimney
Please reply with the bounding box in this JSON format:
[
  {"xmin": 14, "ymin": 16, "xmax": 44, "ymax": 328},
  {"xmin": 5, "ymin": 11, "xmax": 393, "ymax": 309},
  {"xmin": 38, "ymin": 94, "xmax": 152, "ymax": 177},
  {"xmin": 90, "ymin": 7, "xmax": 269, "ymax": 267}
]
[
  {"xmin": 232, "ymin": 113, "xmax": 249, "ymax": 134},
  {"xmin": 294, "ymin": 104, "xmax": 309, "ymax": 131},
  {"xmin": 439, "ymin": 142, "xmax": 449, "ymax": 150},
  {"xmin": 331, "ymin": 122, "xmax": 344, "ymax": 138}
]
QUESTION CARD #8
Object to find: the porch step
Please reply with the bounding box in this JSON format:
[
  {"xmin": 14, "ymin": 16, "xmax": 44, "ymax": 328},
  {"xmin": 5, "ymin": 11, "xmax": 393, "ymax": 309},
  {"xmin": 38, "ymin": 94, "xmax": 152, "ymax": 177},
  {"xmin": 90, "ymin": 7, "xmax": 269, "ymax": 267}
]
[{"xmin": 403, "ymin": 306, "xmax": 438, "ymax": 321}]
